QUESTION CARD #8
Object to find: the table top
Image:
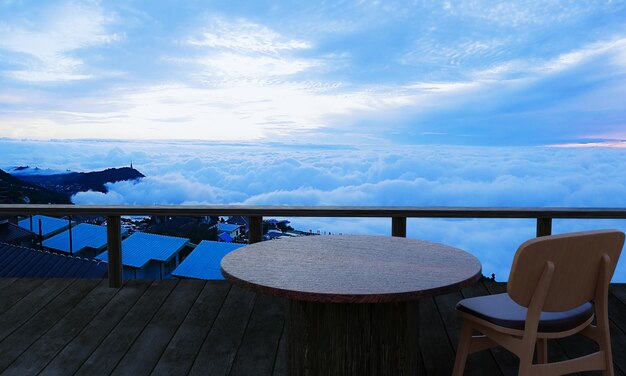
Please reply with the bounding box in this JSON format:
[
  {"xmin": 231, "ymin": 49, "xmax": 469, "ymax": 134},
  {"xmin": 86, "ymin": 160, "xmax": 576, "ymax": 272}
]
[{"xmin": 221, "ymin": 235, "xmax": 482, "ymax": 303}]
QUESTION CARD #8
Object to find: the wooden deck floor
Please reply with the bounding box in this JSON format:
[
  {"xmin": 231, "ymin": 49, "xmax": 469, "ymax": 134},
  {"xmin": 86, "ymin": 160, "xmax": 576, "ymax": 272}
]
[{"xmin": 0, "ymin": 278, "xmax": 625, "ymax": 376}]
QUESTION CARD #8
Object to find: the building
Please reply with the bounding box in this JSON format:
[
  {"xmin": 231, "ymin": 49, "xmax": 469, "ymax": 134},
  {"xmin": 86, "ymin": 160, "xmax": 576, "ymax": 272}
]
[
  {"xmin": 42, "ymin": 223, "xmax": 128, "ymax": 258},
  {"xmin": 172, "ymin": 240, "xmax": 245, "ymax": 280},
  {"xmin": 96, "ymin": 232, "xmax": 189, "ymax": 279},
  {"xmin": 18, "ymin": 215, "xmax": 74, "ymax": 239},
  {"xmin": 217, "ymin": 223, "xmax": 242, "ymax": 240},
  {"xmin": 0, "ymin": 242, "xmax": 108, "ymax": 278}
]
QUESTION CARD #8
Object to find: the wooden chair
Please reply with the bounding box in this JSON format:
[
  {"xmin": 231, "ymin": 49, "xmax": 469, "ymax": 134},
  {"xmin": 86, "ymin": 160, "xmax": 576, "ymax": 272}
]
[{"xmin": 452, "ymin": 229, "xmax": 624, "ymax": 376}]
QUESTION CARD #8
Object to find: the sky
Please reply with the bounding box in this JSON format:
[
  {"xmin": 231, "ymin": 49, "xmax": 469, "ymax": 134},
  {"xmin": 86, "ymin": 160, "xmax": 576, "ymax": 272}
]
[
  {"xmin": 1, "ymin": 0, "xmax": 626, "ymax": 145},
  {"xmin": 2, "ymin": 1, "xmax": 626, "ymax": 281}
]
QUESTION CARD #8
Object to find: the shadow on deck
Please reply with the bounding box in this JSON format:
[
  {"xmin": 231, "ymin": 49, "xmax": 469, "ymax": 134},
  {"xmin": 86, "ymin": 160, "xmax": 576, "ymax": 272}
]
[{"xmin": 0, "ymin": 278, "xmax": 625, "ymax": 375}]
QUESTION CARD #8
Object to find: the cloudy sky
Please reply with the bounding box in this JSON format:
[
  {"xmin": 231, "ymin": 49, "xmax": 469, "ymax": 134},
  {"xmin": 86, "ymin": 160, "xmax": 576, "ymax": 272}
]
[
  {"xmin": 2, "ymin": 1, "xmax": 626, "ymax": 280},
  {"xmin": 1, "ymin": 0, "xmax": 626, "ymax": 145}
]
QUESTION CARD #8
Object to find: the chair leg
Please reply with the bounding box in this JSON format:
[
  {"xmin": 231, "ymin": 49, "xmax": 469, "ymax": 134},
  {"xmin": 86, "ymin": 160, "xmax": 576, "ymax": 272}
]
[
  {"xmin": 518, "ymin": 337, "xmax": 537, "ymax": 376},
  {"xmin": 598, "ymin": 324, "xmax": 614, "ymax": 376},
  {"xmin": 536, "ymin": 338, "xmax": 548, "ymax": 364},
  {"xmin": 452, "ymin": 320, "xmax": 473, "ymax": 376}
]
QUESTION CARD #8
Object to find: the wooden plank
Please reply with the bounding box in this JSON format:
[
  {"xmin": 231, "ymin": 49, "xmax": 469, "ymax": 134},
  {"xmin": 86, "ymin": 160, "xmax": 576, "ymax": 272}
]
[
  {"xmin": 188, "ymin": 285, "xmax": 257, "ymax": 376},
  {"xmin": 419, "ymin": 296, "xmax": 456, "ymax": 375},
  {"xmin": 0, "ymin": 278, "xmax": 100, "ymax": 372},
  {"xmin": 151, "ymin": 281, "xmax": 231, "ymax": 376},
  {"xmin": 111, "ymin": 279, "xmax": 205, "ymax": 376},
  {"xmin": 610, "ymin": 284, "xmax": 626, "ymax": 304},
  {"xmin": 0, "ymin": 277, "xmax": 17, "ymax": 291},
  {"xmin": 271, "ymin": 325, "xmax": 287, "ymax": 376},
  {"xmin": 0, "ymin": 278, "xmax": 45, "ymax": 316},
  {"xmin": 434, "ymin": 288, "xmax": 503, "ymax": 376},
  {"xmin": 39, "ymin": 279, "xmax": 152, "ymax": 376},
  {"xmin": 1, "ymin": 279, "xmax": 116, "ymax": 375},
  {"xmin": 229, "ymin": 295, "xmax": 285, "ymax": 376},
  {"xmin": 74, "ymin": 279, "xmax": 177, "ymax": 376},
  {"xmin": 0, "ymin": 278, "xmax": 75, "ymax": 341},
  {"xmin": 607, "ymin": 291, "xmax": 626, "ymax": 375},
  {"xmin": 608, "ymin": 319, "xmax": 626, "ymax": 376}
]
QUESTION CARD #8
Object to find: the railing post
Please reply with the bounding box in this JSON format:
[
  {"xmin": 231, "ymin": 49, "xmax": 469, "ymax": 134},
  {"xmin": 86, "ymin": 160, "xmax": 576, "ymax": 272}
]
[
  {"xmin": 392, "ymin": 217, "xmax": 407, "ymax": 237},
  {"xmin": 38, "ymin": 218, "xmax": 43, "ymax": 250},
  {"xmin": 248, "ymin": 216, "xmax": 263, "ymax": 244},
  {"xmin": 536, "ymin": 218, "xmax": 552, "ymax": 237},
  {"xmin": 68, "ymin": 216, "xmax": 73, "ymax": 255},
  {"xmin": 107, "ymin": 215, "xmax": 123, "ymax": 288}
]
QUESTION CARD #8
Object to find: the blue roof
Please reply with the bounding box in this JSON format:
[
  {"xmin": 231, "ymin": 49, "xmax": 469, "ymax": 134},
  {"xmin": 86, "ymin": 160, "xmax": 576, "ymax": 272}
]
[
  {"xmin": 43, "ymin": 223, "xmax": 128, "ymax": 255},
  {"xmin": 172, "ymin": 240, "xmax": 245, "ymax": 280},
  {"xmin": 96, "ymin": 232, "xmax": 189, "ymax": 268},
  {"xmin": 18, "ymin": 215, "xmax": 72, "ymax": 237},
  {"xmin": 217, "ymin": 223, "xmax": 240, "ymax": 233},
  {"xmin": 218, "ymin": 232, "xmax": 233, "ymax": 243}
]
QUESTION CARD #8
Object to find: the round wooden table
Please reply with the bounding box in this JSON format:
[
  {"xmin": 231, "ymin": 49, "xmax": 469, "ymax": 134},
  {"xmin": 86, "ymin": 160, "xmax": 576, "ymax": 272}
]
[{"xmin": 221, "ymin": 235, "xmax": 482, "ymax": 376}]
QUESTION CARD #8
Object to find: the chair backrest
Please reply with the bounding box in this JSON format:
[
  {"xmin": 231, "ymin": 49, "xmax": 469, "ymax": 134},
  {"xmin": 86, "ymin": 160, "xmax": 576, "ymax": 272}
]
[{"xmin": 507, "ymin": 230, "xmax": 624, "ymax": 312}]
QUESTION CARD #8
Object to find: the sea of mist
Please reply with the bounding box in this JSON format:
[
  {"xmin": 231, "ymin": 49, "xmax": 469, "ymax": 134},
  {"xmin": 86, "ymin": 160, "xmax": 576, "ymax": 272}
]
[{"xmin": 3, "ymin": 138, "xmax": 626, "ymax": 282}]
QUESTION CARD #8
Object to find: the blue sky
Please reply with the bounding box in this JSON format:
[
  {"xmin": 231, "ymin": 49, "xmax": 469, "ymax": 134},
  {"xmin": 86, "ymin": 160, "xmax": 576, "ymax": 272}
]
[{"xmin": 1, "ymin": 0, "xmax": 626, "ymax": 145}]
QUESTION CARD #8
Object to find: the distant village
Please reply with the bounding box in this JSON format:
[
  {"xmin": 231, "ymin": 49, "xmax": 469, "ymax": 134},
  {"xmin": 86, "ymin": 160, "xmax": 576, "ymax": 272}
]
[{"xmin": 0, "ymin": 214, "xmax": 320, "ymax": 281}]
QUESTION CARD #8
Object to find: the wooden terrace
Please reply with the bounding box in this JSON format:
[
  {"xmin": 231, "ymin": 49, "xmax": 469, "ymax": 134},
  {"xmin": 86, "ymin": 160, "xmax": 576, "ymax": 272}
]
[
  {"xmin": 2, "ymin": 205, "xmax": 626, "ymax": 374},
  {"xmin": 0, "ymin": 277, "xmax": 625, "ymax": 375}
]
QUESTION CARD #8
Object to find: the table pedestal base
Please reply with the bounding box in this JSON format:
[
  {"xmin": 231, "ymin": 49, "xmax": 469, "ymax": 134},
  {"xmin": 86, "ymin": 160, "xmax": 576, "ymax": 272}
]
[{"xmin": 287, "ymin": 299, "xmax": 420, "ymax": 376}]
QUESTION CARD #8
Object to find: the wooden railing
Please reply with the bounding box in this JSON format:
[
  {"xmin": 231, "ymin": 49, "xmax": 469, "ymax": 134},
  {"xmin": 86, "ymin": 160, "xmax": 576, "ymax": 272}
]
[{"xmin": 2, "ymin": 204, "xmax": 626, "ymax": 287}]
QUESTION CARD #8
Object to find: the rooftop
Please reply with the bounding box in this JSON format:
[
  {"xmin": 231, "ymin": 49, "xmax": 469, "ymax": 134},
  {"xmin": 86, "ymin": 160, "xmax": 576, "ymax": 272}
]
[
  {"xmin": 172, "ymin": 240, "xmax": 245, "ymax": 280},
  {"xmin": 0, "ymin": 221, "xmax": 34, "ymax": 244},
  {"xmin": 96, "ymin": 232, "xmax": 189, "ymax": 268},
  {"xmin": 217, "ymin": 223, "xmax": 241, "ymax": 233},
  {"xmin": 0, "ymin": 242, "xmax": 108, "ymax": 278},
  {"xmin": 18, "ymin": 215, "xmax": 72, "ymax": 238},
  {"xmin": 0, "ymin": 278, "xmax": 624, "ymax": 375},
  {"xmin": 42, "ymin": 223, "xmax": 127, "ymax": 255}
]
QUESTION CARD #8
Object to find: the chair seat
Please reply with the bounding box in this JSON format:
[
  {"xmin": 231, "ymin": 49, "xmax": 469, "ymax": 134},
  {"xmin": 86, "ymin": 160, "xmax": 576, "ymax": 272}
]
[{"xmin": 456, "ymin": 293, "xmax": 594, "ymax": 333}]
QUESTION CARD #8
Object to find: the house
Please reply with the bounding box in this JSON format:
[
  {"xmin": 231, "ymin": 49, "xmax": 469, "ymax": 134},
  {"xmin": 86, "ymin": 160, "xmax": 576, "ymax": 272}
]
[
  {"xmin": 172, "ymin": 240, "xmax": 245, "ymax": 280},
  {"xmin": 18, "ymin": 215, "xmax": 74, "ymax": 239},
  {"xmin": 0, "ymin": 242, "xmax": 108, "ymax": 278},
  {"xmin": 226, "ymin": 215, "xmax": 249, "ymax": 233},
  {"xmin": 96, "ymin": 232, "xmax": 189, "ymax": 279},
  {"xmin": 42, "ymin": 223, "xmax": 128, "ymax": 258},
  {"xmin": 217, "ymin": 223, "xmax": 242, "ymax": 239}
]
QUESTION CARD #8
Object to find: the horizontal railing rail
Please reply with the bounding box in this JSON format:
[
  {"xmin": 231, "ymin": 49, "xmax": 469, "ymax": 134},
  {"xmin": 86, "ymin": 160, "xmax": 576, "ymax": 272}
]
[
  {"xmin": 3, "ymin": 204, "xmax": 626, "ymax": 218},
  {"xmin": 2, "ymin": 204, "xmax": 626, "ymax": 287}
]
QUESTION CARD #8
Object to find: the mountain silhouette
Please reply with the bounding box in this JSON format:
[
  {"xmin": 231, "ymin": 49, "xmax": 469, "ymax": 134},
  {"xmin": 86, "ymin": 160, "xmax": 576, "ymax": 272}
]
[{"xmin": 17, "ymin": 167, "xmax": 145, "ymax": 195}]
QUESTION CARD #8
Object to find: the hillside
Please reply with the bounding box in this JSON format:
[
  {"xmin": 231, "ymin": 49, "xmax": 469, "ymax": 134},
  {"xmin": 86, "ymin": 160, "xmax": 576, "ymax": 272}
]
[
  {"xmin": 0, "ymin": 169, "xmax": 71, "ymax": 204},
  {"xmin": 17, "ymin": 167, "xmax": 145, "ymax": 195}
]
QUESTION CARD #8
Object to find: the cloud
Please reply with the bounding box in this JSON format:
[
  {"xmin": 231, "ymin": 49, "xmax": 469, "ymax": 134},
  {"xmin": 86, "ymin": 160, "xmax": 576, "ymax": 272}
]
[
  {"xmin": 188, "ymin": 18, "xmax": 310, "ymax": 53},
  {"xmin": 72, "ymin": 173, "xmax": 244, "ymax": 205},
  {"xmin": 6, "ymin": 139, "xmax": 626, "ymax": 281},
  {"xmin": 0, "ymin": 1, "xmax": 120, "ymax": 82}
]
